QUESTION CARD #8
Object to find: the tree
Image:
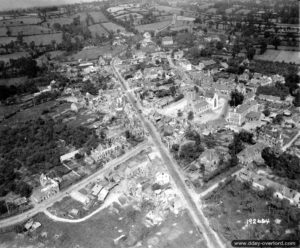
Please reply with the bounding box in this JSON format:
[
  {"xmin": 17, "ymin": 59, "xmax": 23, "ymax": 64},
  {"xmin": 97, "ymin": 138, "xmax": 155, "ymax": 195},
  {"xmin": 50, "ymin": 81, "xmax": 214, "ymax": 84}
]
[
  {"xmin": 272, "ymin": 114, "xmax": 284, "ymax": 125},
  {"xmin": 272, "ymin": 36, "xmax": 281, "ymax": 50},
  {"xmin": 15, "ymin": 181, "xmax": 32, "ymax": 198},
  {"xmin": 246, "ymin": 46, "xmax": 256, "ymax": 60},
  {"xmin": 229, "ymin": 90, "xmax": 244, "ymax": 107},
  {"xmin": 0, "ymin": 200, "xmax": 8, "ymax": 215},
  {"xmin": 216, "ymin": 41, "xmax": 224, "ymax": 50},
  {"xmin": 187, "ymin": 111, "xmax": 194, "ymax": 121},
  {"xmin": 293, "ymin": 90, "xmax": 300, "ymax": 107},
  {"xmin": 232, "ymin": 43, "xmax": 241, "ymax": 57},
  {"xmin": 263, "ymin": 108, "xmax": 270, "ymax": 117},
  {"xmin": 228, "ymin": 134, "xmax": 244, "ymax": 156},
  {"xmin": 285, "ymin": 70, "xmax": 300, "ymax": 95},
  {"xmin": 259, "ymin": 39, "xmax": 267, "ymax": 54},
  {"xmin": 81, "ymin": 81, "xmax": 98, "ymax": 95},
  {"xmin": 238, "ymin": 130, "xmax": 254, "ymax": 144}
]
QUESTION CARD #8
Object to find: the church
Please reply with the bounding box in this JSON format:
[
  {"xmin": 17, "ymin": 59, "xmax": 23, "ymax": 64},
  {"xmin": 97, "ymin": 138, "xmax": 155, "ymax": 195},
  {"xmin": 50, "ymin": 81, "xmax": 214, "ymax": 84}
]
[{"xmin": 186, "ymin": 89, "xmax": 219, "ymax": 116}]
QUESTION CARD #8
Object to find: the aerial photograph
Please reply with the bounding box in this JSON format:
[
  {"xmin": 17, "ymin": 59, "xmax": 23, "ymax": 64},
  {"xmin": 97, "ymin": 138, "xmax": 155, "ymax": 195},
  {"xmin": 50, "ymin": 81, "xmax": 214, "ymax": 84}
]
[{"xmin": 0, "ymin": 0, "xmax": 299, "ymax": 247}]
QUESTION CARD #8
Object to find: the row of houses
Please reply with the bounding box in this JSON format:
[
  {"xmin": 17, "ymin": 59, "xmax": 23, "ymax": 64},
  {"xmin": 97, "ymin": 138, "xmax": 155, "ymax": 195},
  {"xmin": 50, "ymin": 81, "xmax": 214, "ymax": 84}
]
[{"xmin": 237, "ymin": 168, "xmax": 300, "ymax": 208}]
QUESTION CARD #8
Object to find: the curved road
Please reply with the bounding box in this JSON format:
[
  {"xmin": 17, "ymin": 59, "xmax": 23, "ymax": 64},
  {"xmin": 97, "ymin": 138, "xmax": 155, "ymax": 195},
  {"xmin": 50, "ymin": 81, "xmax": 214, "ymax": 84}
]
[
  {"xmin": 0, "ymin": 142, "xmax": 149, "ymax": 228},
  {"xmin": 112, "ymin": 60, "xmax": 225, "ymax": 248}
]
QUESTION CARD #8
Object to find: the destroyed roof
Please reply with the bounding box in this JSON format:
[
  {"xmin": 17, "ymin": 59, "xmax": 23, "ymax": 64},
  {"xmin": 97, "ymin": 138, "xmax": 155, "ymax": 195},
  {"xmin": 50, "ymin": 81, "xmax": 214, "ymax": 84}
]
[
  {"xmin": 235, "ymin": 100, "xmax": 257, "ymax": 114},
  {"xmin": 201, "ymin": 59, "xmax": 216, "ymax": 67},
  {"xmin": 194, "ymin": 100, "xmax": 210, "ymax": 109}
]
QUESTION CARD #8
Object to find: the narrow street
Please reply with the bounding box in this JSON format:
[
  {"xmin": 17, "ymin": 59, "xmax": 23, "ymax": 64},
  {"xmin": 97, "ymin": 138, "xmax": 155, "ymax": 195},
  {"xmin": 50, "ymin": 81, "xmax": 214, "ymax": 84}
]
[{"xmin": 112, "ymin": 60, "xmax": 225, "ymax": 248}]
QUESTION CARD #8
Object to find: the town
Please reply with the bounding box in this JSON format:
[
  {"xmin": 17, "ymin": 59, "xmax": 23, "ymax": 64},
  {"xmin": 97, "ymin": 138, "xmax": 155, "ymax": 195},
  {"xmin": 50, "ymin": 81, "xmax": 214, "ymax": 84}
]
[{"xmin": 0, "ymin": 0, "xmax": 299, "ymax": 247}]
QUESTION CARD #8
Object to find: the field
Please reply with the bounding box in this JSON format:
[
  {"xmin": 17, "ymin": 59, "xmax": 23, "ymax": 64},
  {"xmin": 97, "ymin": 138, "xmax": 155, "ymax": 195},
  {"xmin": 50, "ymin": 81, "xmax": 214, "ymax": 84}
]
[
  {"xmin": 0, "ymin": 207, "xmax": 206, "ymax": 248},
  {"xmin": 88, "ymin": 11, "xmax": 109, "ymax": 23},
  {"xmin": 101, "ymin": 22, "xmax": 125, "ymax": 32},
  {"xmin": 66, "ymin": 44, "xmax": 126, "ymax": 61},
  {"xmin": 44, "ymin": 17, "xmax": 74, "ymax": 27},
  {"xmin": 72, "ymin": 11, "xmax": 108, "ymax": 23},
  {"xmin": 0, "ymin": 36, "xmax": 16, "ymax": 45},
  {"xmin": 115, "ymin": 12, "xmax": 143, "ymax": 20},
  {"xmin": 203, "ymin": 178, "xmax": 300, "ymax": 243},
  {"xmin": 135, "ymin": 20, "xmax": 171, "ymax": 32},
  {"xmin": 154, "ymin": 5, "xmax": 183, "ymax": 14},
  {"xmin": 0, "ymin": 52, "xmax": 29, "ymax": 63},
  {"xmin": 0, "ymin": 76, "xmax": 28, "ymax": 86},
  {"xmin": 23, "ymin": 33, "xmax": 63, "ymax": 45},
  {"xmin": 254, "ymin": 49, "xmax": 300, "ymax": 64},
  {"xmin": 0, "ymin": 16, "xmax": 41, "ymax": 27},
  {"xmin": 0, "ymin": 101, "xmax": 70, "ymax": 126},
  {"xmin": 0, "ymin": 25, "xmax": 52, "ymax": 36},
  {"xmin": 88, "ymin": 24, "xmax": 109, "ymax": 38}
]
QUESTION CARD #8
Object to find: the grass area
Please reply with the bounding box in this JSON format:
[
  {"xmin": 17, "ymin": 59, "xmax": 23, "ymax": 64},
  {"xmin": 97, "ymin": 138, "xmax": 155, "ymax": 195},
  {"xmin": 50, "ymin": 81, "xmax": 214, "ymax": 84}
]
[
  {"xmin": 1, "ymin": 100, "xmax": 70, "ymax": 126},
  {"xmin": 0, "ymin": 76, "xmax": 28, "ymax": 86},
  {"xmin": 0, "ymin": 52, "xmax": 29, "ymax": 63},
  {"xmin": 23, "ymin": 33, "xmax": 62, "ymax": 45},
  {"xmin": 135, "ymin": 20, "xmax": 171, "ymax": 32},
  {"xmin": 0, "ymin": 36, "xmax": 17, "ymax": 45},
  {"xmin": 88, "ymin": 11, "xmax": 109, "ymax": 23},
  {"xmin": 0, "ymin": 25, "xmax": 52, "ymax": 36},
  {"xmin": 203, "ymin": 178, "xmax": 300, "ymax": 242},
  {"xmin": 0, "ymin": 206, "xmax": 205, "ymax": 248},
  {"xmin": 45, "ymin": 17, "xmax": 74, "ymax": 27},
  {"xmin": 254, "ymin": 49, "xmax": 300, "ymax": 64},
  {"xmin": 0, "ymin": 16, "xmax": 41, "ymax": 27},
  {"xmin": 66, "ymin": 44, "xmax": 125, "ymax": 61},
  {"xmin": 101, "ymin": 22, "xmax": 125, "ymax": 32},
  {"xmin": 88, "ymin": 24, "xmax": 109, "ymax": 38}
]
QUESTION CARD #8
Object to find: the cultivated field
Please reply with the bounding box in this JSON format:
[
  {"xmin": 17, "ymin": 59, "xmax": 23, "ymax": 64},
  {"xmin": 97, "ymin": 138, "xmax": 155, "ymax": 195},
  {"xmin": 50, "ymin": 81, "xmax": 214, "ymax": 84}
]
[
  {"xmin": 101, "ymin": 22, "xmax": 125, "ymax": 32},
  {"xmin": 88, "ymin": 24, "xmax": 109, "ymax": 38},
  {"xmin": 135, "ymin": 20, "xmax": 171, "ymax": 32},
  {"xmin": 0, "ymin": 16, "xmax": 41, "ymax": 27},
  {"xmin": 0, "ymin": 207, "xmax": 206, "ymax": 248},
  {"xmin": 154, "ymin": 5, "xmax": 183, "ymax": 14},
  {"xmin": 254, "ymin": 49, "xmax": 300, "ymax": 64},
  {"xmin": 44, "ymin": 17, "xmax": 74, "ymax": 27},
  {"xmin": 73, "ymin": 11, "xmax": 108, "ymax": 23},
  {"xmin": 0, "ymin": 76, "xmax": 28, "ymax": 86},
  {"xmin": 0, "ymin": 36, "xmax": 16, "ymax": 45},
  {"xmin": 0, "ymin": 51, "xmax": 29, "ymax": 63},
  {"xmin": 88, "ymin": 11, "xmax": 109, "ymax": 23},
  {"xmin": 23, "ymin": 33, "xmax": 63, "ymax": 45},
  {"xmin": 0, "ymin": 25, "xmax": 53, "ymax": 36},
  {"xmin": 65, "ymin": 44, "xmax": 125, "ymax": 61}
]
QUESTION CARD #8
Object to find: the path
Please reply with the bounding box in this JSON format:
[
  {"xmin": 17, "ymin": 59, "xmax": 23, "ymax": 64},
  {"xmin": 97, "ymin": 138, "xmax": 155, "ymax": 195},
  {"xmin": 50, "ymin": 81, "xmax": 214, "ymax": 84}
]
[{"xmin": 282, "ymin": 130, "xmax": 300, "ymax": 152}]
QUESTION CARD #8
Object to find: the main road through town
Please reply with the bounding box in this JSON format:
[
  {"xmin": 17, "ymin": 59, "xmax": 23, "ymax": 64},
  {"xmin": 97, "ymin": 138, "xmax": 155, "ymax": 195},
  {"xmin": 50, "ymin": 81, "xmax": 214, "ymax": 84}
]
[
  {"xmin": 0, "ymin": 141, "xmax": 149, "ymax": 229},
  {"xmin": 112, "ymin": 60, "xmax": 225, "ymax": 248}
]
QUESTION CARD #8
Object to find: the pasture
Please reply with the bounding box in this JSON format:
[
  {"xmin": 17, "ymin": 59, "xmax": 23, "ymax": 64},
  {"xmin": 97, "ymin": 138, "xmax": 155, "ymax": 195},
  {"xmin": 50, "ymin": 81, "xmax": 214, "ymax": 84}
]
[
  {"xmin": 66, "ymin": 44, "xmax": 125, "ymax": 61},
  {"xmin": 72, "ymin": 11, "xmax": 108, "ymax": 23},
  {"xmin": 23, "ymin": 33, "xmax": 63, "ymax": 45},
  {"xmin": 0, "ymin": 16, "xmax": 41, "ymax": 27},
  {"xmin": 88, "ymin": 24, "xmax": 109, "ymax": 38},
  {"xmin": 135, "ymin": 20, "xmax": 171, "ymax": 32},
  {"xmin": 44, "ymin": 17, "xmax": 74, "ymax": 27},
  {"xmin": 154, "ymin": 5, "xmax": 183, "ymax": 14},
  {"xmin": 0, "ymin": 36, "xmax": 16, "ymax": 45},
  {"xmin": 0, "ymin": 25, "xmax": 52, "ymax": 36},
  {"xmin": 0, "ymin": 52, "xmax": 29, "ymax": 63},
  {"xmin": 254, "ymin": 49, "xmax": 300, "ymax": 64},
  {"xmin": 101, "ymin": 22, "xmax": 125, "ymax": 32}
]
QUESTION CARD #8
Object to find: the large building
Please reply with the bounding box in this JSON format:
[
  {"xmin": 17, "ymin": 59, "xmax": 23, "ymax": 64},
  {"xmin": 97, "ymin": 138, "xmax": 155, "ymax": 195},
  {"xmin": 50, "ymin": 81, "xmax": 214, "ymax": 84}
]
[
  {"xmin": 227, "ymin": 100, "xmax": 259, "ymax": 126},
  {"xmin": 186, "ymin": 90, "xmax": 219, "ymax": 116},
  {"xmin": 31, "ymin": 174, "xmax": 59, "ymax": 204},
  {"xmin": 257, "ymin": 126, "xmax": 284, "ymax": 150}
]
